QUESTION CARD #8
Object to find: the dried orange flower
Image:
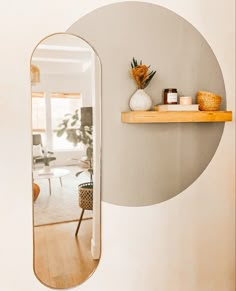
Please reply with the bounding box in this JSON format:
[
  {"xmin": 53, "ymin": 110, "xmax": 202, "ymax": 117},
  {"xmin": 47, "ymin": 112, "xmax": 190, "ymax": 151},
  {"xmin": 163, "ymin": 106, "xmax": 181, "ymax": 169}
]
[{"xmin": 130, "ymin": 58, "xmax": 156, "ymax": 89}]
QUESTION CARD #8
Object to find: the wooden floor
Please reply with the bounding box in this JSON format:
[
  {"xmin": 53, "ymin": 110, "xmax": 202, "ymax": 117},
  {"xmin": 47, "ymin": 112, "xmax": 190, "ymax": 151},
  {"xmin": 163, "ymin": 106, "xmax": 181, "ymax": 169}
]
[{"xmin": 34, "ymin": 220, "xmax": 99, "ymax": 289}]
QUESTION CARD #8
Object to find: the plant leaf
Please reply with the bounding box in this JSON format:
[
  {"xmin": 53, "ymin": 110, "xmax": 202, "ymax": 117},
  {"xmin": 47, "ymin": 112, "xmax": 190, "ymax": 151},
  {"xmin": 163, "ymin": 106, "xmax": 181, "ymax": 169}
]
[
  {"xmin": 56, "ymin": 128, "xmax": 65, "ymax": 137},
  {"xmin": 133, "ymin": 57, "xmax": 138, "ymax": 67},
  {"xmin": 75, "ymin": 171, "xmax": 83, "ymax": 177},
  {"xmin": 71, "ymin": 120, "xmax": 77, "ymax": 126},
  {"xmin": 143, "ymin": 71, "xmax": 156, "ymax": 88}
]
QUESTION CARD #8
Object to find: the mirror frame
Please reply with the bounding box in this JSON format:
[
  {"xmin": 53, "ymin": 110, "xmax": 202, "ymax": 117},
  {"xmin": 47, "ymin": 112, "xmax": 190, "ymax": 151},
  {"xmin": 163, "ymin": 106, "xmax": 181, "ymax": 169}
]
[{"xmin": 30, "ymin": 32, "xmax": 102, "ymax": 289}]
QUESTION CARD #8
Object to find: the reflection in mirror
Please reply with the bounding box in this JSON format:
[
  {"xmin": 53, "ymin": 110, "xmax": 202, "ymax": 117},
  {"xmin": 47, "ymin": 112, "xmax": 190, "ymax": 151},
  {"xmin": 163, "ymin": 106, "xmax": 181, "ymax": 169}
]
[{"xmin": 31, "ymin": 33, "xmax": 101, "ymax": 289}]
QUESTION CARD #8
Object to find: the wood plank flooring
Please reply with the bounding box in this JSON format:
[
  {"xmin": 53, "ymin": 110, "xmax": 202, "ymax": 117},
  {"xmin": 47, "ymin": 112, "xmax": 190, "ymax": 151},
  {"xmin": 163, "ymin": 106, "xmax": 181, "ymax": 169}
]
[{"xmin": 34, "ymin": 220, "xmax": 99, "ymax": 289}]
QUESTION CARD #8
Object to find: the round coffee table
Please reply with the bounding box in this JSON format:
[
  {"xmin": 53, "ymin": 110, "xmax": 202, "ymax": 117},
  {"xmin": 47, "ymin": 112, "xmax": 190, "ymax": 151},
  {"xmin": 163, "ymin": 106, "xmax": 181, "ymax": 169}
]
[{"xmin": 33, "ymin": 168, "xmax": 70, "ymax": 195}]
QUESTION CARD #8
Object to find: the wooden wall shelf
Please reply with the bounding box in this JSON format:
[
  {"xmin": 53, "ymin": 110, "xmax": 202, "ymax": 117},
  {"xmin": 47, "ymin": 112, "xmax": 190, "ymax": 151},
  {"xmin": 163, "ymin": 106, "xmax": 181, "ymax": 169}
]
[{"xmin": 121, "ymin": 111, "xmax": 232, "ymax": 123}]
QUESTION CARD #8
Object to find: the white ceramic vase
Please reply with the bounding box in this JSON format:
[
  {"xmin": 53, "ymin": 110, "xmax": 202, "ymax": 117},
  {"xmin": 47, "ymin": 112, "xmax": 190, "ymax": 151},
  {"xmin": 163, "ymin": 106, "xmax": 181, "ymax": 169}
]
[{"xmin": 129, "ymin": 89, "xmax": 152, "ymax": 111}]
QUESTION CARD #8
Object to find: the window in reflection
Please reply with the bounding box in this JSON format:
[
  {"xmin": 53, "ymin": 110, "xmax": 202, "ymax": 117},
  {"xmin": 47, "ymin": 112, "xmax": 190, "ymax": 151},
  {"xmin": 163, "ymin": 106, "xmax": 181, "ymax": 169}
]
[{"xmin": 32, "ymin": 93, "xmax": 82, "ymax": 150}]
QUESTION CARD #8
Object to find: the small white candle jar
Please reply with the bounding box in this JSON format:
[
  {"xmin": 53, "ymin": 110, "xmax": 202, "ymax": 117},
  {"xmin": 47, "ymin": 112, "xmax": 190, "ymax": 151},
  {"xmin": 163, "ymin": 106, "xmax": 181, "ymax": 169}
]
[{"xmin": 179, "ymin": 96, "xmax": 192, "ymax": 105}]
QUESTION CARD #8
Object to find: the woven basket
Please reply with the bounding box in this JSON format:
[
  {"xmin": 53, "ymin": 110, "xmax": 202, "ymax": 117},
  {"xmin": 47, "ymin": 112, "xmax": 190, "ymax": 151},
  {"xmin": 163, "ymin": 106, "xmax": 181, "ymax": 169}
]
[
  {"xmin": 79, "ymin": 182, "xmax": 93, "ymax": 210},
  {"xmin": 197, "ymin": 91, "xmax": 221, "ymax": 111}
]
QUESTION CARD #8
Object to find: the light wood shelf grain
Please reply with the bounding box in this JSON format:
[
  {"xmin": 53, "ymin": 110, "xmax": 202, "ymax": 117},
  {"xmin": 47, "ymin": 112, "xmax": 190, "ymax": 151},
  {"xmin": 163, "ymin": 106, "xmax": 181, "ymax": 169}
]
[{"xmin": 121, "ymin": 111, "xmax": 232, "ymax": 123}]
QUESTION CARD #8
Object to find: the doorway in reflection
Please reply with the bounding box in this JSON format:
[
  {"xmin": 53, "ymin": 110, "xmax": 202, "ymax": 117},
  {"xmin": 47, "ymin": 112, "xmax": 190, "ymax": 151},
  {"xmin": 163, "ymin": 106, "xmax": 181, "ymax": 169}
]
[{"xmin": 31, "ymin": 33, "xmax": 101, "ymax": 289}]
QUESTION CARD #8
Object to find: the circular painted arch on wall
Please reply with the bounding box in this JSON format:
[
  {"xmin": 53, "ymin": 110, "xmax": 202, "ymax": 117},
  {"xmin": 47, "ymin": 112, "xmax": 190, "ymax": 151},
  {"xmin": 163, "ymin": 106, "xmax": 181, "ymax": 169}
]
[{"xmin": 67, "ymin": 1, "xmax": 226, "ymax": 206}]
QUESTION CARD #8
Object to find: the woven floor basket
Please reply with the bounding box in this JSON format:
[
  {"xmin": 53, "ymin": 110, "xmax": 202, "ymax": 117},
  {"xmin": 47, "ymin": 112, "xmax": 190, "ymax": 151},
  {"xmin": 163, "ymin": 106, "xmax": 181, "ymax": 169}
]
[
  {"xmin": 197, "ymin": 91, "xmax": 221, "ymax": 111},
  {"xmin": 79, "ymin": 182, "xmax": 93, "ymax": 210}
]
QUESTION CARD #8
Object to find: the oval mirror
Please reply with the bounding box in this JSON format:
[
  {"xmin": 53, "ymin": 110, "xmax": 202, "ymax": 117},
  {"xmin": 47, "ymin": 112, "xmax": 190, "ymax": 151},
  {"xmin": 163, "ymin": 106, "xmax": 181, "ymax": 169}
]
[{"xmin": 31, "ymin": 33, "xmax": 101, "ymax": 289}]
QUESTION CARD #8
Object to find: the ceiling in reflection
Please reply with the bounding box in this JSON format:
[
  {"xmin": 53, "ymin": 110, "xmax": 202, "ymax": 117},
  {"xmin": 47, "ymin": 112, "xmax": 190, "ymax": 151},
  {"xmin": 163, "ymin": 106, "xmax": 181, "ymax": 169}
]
[{"xmin": 32, "ymin": 34, "xmax": 94, "ymax": 74}]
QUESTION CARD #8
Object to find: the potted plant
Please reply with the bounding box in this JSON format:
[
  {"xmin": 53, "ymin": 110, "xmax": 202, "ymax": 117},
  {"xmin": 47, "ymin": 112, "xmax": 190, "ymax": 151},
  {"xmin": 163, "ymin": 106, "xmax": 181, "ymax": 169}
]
[
  {"xmin": 129, "ymin": 57, "xmax": 156, "ymax": 111},
  {"xmin": 56, "ymin": 107, "xmax": 93, "ymax": 235}
]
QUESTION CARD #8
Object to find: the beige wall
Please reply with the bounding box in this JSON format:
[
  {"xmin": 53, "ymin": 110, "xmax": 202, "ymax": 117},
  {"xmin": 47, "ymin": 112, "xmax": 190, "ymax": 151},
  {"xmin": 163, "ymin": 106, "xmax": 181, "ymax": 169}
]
[
  {"xmin": 0, "ymin": 0, "xmax": 234, "ymax": 291},
  {"xmin": 67, "ymin": 2, "xmax": 227, "ymax": 206}
]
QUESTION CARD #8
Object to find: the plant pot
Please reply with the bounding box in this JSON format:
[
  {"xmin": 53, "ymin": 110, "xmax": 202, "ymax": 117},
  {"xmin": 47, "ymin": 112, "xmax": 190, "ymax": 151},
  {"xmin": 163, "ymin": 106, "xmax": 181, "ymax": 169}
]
[
  {"xmin": 78, "ymin": 182, "xmax": 93, "ymax": 210},
  {"xmin": 129, "ymin": 89, "xmax": 152, "ymax": 111}
]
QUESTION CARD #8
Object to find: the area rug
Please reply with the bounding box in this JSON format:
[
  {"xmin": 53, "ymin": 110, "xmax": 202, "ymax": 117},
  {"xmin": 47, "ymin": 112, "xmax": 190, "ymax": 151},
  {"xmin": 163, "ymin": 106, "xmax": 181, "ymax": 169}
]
[{"xmin": 33, "ymin": 166, "xmax": 92, "ymax": 226}]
